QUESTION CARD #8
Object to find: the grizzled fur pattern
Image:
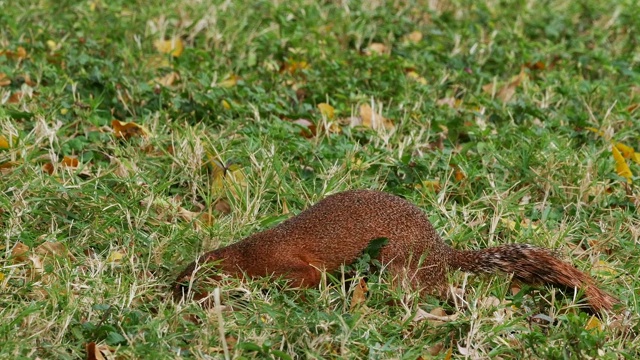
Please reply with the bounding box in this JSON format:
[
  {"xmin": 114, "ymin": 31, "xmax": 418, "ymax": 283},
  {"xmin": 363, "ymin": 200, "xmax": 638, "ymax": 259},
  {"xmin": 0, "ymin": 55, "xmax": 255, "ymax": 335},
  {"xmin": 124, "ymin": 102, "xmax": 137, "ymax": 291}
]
[{"xmin": 175, "ymin": 190, "xmax": 617, "ymax": 312}]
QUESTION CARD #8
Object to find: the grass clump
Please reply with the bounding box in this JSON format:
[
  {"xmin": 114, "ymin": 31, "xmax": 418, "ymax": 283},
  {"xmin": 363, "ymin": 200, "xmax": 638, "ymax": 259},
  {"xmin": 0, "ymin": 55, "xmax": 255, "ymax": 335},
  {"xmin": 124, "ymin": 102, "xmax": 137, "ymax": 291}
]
[{"xmin": 1, "ymin": 0, "xmax": 639, "ymax": 358}]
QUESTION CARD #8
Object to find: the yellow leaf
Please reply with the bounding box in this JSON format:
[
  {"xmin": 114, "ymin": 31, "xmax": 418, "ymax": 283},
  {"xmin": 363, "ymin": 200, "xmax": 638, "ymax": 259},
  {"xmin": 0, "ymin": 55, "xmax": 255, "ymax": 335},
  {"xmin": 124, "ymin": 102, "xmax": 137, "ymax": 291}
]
[
  {"xmin": 416, "ymin": 180, "xmax": 441, "ymax": 193},
  {"xmin": 283, "ymin": 60, "xmax": 309, "ymax": 74},
  {"xmin": 154, "ymin": 38, "xmax": 184, "ymax": 57},
  {"xmin": 585, "ymin": 315, "xmax": 604, "ymax": 331},
  {"xmin": 111, "ymin": 120, "xmax": 149, "ymax": 139},
  {"xmin": 585, "ymin": 127, "xmax": 605, "ymax": 137},
  {"xmin": 46, "ymin": 40, "xmax": 57, "ymax": 51},
  {"xmin": 593, "ymin": 260, "xmax": 617, "ymax": 278},
  {"xmin": 406, "ymin": 70, "xmax": 427, "ymax": 85},
  {"xmin": 209, "ymin": 158, "xmax": 247, "ymax": 196},
  {"xmin": 107, "ymin": 251, "xmax": 124, "ymax": 263},
  {"xmin": 444, "ymin": 346, "xmax": 453, "ymax": 360},
  {"xmin": 219, "ymin": 74, "xmax": 239, "ymax": 88},
  {"xmin": 317, "ymin": 103, "xmax": 335, "ymax": 120},
  {"xmin": 221, "ymin": 99, "xmax": 231, "ymax": 110},
  {"xmin": 0, "ymin": 272, "xmax": 4, "ymax": 281},
  {"xmin": 612, "ymin": 145, "xmax": 633, "ymax": 183},
  {"xmin": 501, "ymin": 218, "xmax": 517, "ymax": 231},
  {"xmin": 0, "ymin": 135, "xmax": 11, "ymax": 149},
  {"xmin": 615, "ymin": 142, "xmax": 636, "ymax": 159}
]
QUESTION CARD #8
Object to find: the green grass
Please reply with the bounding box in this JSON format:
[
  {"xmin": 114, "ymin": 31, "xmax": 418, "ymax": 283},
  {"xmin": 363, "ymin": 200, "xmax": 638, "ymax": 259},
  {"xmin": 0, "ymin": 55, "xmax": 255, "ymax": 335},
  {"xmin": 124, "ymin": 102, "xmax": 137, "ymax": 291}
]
[{"xmin": 1, "ymin": 0, "xmax": 639, "ymax": 358}]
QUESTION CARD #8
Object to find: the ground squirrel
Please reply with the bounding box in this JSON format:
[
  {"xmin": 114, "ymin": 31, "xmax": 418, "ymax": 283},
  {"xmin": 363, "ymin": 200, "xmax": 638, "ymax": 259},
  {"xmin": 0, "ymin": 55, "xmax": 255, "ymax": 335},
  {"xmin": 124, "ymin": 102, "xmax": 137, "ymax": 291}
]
[{"xmin": 174, "ymin": 190, "xmax": 617, "ymax": 312}]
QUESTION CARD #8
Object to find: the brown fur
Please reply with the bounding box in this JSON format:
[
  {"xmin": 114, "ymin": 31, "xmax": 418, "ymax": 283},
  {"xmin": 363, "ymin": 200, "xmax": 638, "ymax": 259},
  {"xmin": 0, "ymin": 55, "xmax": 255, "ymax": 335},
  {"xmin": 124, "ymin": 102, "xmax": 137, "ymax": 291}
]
[{"xmin": 174, "ymin": 190, "xmax": 618, "ymax": 312}]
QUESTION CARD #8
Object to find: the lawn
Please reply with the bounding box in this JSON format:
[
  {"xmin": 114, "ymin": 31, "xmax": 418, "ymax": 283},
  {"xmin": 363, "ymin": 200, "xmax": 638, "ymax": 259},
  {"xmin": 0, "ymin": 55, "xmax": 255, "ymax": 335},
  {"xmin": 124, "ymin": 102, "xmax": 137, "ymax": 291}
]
[{"xmin": 1, "ymin": 0, "xmax": 639, "ymax": 358}]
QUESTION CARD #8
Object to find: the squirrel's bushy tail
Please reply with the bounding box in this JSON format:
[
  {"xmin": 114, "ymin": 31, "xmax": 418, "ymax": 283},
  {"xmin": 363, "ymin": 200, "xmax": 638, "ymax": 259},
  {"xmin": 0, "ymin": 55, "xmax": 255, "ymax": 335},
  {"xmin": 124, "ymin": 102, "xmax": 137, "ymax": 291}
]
[{"xmin": 449, "ymin": 244, "xmax": 618, "ymax": 313}]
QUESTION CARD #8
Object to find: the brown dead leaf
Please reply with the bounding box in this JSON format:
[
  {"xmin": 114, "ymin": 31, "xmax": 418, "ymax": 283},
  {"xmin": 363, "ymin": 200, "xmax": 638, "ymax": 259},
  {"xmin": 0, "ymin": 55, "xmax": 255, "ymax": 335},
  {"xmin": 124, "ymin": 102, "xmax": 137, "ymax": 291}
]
[
  {"xmin": 405, "ymin": 31, "xmax": 423, "ymax": 43},
  {"xmin": 42, "ymin": 162, "xmax": 55, "ymax": 175},
  {"xmin": 350, "ymin": 278, "xmax": 368, "ymax": 310},
  {"xmin": 11, "ymin": 242, "xmax": 30, "ymax": 263},
  {"xmin": 483, "ymin": 68, "xmax": 527, "ymax": 103},
  {"xmin": 360, "ymin": 103, "xmax": 394, "ymax": 130},
  {"xmin": 7, "ymin": 92, "xmax": 23, "ymax": 104},
  {"xmin": 61, "ymin": 156, "xmax": 79, "ymax": 168},
  {"xmin": 86, "ymin": 342, "xmax": 115, "ymax": 360},
  {"xmin": 292, "ymin": 119, "xmax": 316, "ymax": 138},
  {"xmin": 154, "ymin": 72, "xmax": 180, "ymax": 87},
  {"xmin": 412, "ymin": 307, "xmax": 458, "ymax": 324},
  {"xmin": 2, "ymin": 46, "xmax": 28, "ymax": 60},
  {"xmin": 111, "ymin": 120, "xmax": 149, "ymax": 139},
  {"xmin": 214, "ymin": 198, "xmax": 231, "ymax": 214},
  {"xmin": 35, "ymin": 242, "xmax": 77, "ymax": 262},
  {"xmin": 366, "ymin": 43, "xmax": 387, "ymax": 55},
  {"xmin": 0, "ymin": 73, "xmax": 10, "ymax": 87}
]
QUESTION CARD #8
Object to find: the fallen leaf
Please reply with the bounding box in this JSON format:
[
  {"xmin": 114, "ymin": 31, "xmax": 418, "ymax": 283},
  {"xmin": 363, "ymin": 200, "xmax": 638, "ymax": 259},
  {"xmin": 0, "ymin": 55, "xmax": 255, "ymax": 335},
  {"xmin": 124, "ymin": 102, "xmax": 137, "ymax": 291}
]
[
  {"xmin": 317, "ymin": 103, "xmax": 335, "ymax": 119},
  {"xmin": 593, "ymin": 260, "xmax": 617, "ymax": 278},
  {"xmin": 359, "ymin": 103, "xmax": 394, "ymax": 130},
  {"xmin": 483, "ymin": 68, "xmax": 527, "ymax": 103},
  {"xmin": 154, "ymin": 71, "xmax": 180, "ymax": 87},
  {"xmin": 612, "ymin": 145, "xmax": 632, "ymax": 183},
  {"xmin": 61, "ymin": 156, "xmax": 79, "ymax": 168},
  {"xmin": 35, "ymin": 241, "xmax": 77, "ymax": 262},
  {"xmin": 46, "ymin": 40, "xmax": 57, "ymax": 52},
  {"xmin": 366, "ymin": 43, "xmax": 387, "ymax": 55},
  {"xmin": 282, "ymin": 60, "xmax": 309, "ymax": 74},
  {"xmin": 2, "ymin": 46, "xmax": 28, "ymax": 60},
  {"xmin": 11, "ymin": 242, "xmax": 30, "ymax": 263},
  {"xmin": 218, "ymin": 74, "xmax": 239, "ymax": 88},
  {"xmin": 405, "ymin": 31, "xmax": 423, "ymax": 43},
  {"xmin": 350, "ymin": 278, "xmax": 368, "ymax": 310},
  {"xmin": 0, "ymin": 73, "xmax": 10, "ymax": 87},
  {"xmin": 292, "ymin": 119, "xmax": 316, "ymax": 138},
  {"xmin": 111, "ymin": 120, "xmax": 149, "ymax": 139},
  {"xmin": 86, "ymin": 342, "xmax": 114, "ymax": 360},
  {"xmin": 406, "ymin": 70, "xmax": 427, "ymax": 85},
  {"xmin": 416, "ymin": 180, "xmax": 441, "ymax": 193},
  {"xmin": 154, "ymin": 38, "xmax": 184, "ymax": 57},
  {"xmin": 412, "ymin": 307, "xmax": 458, "ymax": 324},
  {"xmin": 436, "ymin": 97, "xmax": 462, "ymax": 108},
  {"xmin": 107, "ymin": 251, "xmax": 124, "ymax": 263},
  {"xmin": 7, "ymin": 92, "xmax": 23, "ymax": 104},
  {"xmin": 525, "ymin": 61, "xmax": 546, "ymax": 71},
  {"xmin": 221, "ymin": 99, "xmax": 231, "ymax": 109},
  {"xmin": 585, "ymin": 315, "xmax": 604, "ymax": 331},
  {"xmin": 209, "ymin": 159, "xmax": 247, "ymax": 197},
  {"xmin": 585, "ymin": 127, "xmax": 605, "ymax": 137},
  {"xmin": 42, "ymin": 162, "xmax": 55, "ymax": 175},
  {"xmin": 451, "ymin": 165, "xmax": 465, "ymax": 182}
]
